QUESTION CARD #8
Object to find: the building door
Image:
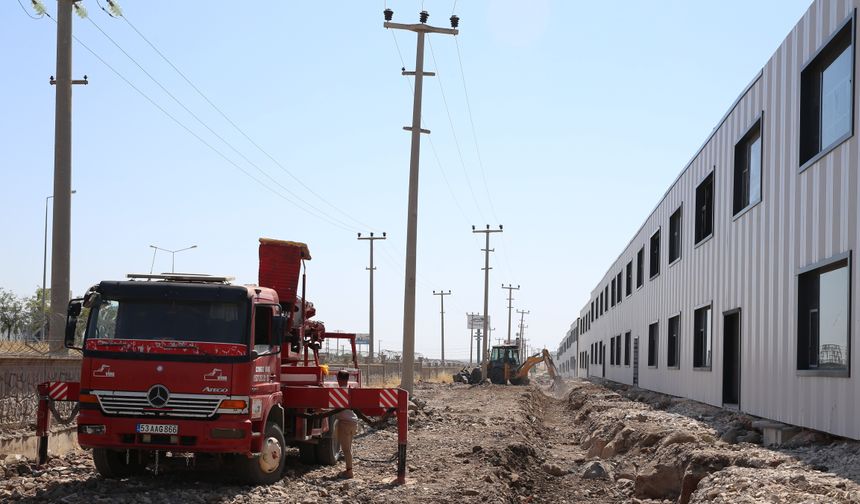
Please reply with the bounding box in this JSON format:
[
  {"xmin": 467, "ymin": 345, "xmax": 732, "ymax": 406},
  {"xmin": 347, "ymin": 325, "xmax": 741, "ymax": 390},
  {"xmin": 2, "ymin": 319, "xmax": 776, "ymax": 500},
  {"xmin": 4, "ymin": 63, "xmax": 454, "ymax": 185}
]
[
  {"xmin": 722, "ymin": 310, "xmax": 741, "ymax": 406},
  {"xmin": 632, "ymin": 337, "xmax": 640, "ymax": 386}
]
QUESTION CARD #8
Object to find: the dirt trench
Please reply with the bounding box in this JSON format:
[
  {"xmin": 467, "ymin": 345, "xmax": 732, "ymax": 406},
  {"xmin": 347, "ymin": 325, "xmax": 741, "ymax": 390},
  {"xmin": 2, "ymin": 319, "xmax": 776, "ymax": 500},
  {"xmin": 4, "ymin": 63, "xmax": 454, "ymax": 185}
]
[{"xmin": 2, "ymin": 379, "xmax": 860, "ymax": 503}]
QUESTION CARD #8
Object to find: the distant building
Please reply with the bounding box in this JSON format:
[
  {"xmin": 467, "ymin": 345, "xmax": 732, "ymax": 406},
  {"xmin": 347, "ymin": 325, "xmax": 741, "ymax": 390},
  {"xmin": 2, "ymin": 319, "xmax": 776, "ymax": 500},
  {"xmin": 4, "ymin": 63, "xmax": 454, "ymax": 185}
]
[{"xmin": 558, "ymin": 0, "xmax": 860, "ymax": 440}]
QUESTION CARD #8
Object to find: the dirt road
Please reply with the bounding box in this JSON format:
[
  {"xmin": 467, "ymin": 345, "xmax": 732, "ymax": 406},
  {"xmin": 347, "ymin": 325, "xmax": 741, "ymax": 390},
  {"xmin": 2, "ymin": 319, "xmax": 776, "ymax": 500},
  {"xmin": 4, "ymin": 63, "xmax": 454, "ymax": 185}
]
[{"xmin": 2, "ymin": 379, "xmax": 859, "ymax": 503}]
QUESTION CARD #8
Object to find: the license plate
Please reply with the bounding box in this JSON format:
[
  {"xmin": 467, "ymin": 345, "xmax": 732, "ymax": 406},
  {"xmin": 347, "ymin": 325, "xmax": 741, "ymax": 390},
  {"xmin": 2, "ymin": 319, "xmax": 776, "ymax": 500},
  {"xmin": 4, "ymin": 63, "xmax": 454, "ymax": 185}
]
[{"xmin": 136, "ymin": 423, "xmax": 178, "ymax": 435}]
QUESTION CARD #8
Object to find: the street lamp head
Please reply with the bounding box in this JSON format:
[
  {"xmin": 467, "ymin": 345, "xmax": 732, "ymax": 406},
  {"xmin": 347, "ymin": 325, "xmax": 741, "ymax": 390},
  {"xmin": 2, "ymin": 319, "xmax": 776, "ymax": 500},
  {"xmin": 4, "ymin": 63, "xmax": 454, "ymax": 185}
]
[
  {"xmin": 450, "ymin": 15, "xmax": 459, "ymax": 28},
  {"xmin": 485, "ymin": 224, "xmax": 490, "ymax": 229},
  {"xmin": 384, "ymin": 8, "xmax": 393, "ymax": 21},
  {"xmin": 499, "ymin": 224, "xmax": 504, "ymax": 230},
  {"xmin": 370, "ymin": 232, "xmax": 374, "ymax": 237},
  {"xmin": 70, "ymin": 190, "xmax": 77, "ymax": 194},
  {"xmin": 357, "ymin": 232, "xmax": 362, "ymax": 238},
  {"xmin": 190, "ymin": 245, "xmax": 198, "ymax": 249},
  {"xmin": 382, "ymin": 232, "xmax": 387, "ymax": 238},
  {"xmin": 419, "ymin": 10, "xmax": 429, "ymax": 23},
  {"xmin": 149, "ymin": 245, "xmax": 157, "ymax": 249},
  {"xmin": 471, "ymin": 225, "xmax": 475, "ymax": 231}
]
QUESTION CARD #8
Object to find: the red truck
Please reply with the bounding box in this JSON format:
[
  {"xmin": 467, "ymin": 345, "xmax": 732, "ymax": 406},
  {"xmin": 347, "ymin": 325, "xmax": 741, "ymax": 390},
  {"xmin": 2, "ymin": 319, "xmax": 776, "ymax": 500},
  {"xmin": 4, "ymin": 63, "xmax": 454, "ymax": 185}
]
[{"xmin": 37, "ymin": 238, "xmax": 408, "ymax": 484}]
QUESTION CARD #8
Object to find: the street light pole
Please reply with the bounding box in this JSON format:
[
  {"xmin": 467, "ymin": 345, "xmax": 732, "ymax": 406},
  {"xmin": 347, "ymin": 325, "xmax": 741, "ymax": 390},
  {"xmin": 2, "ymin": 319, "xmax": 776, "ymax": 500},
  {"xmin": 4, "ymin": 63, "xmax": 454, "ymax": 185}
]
[
  {"xmin": 42, "ymin": 190, "xmax": 76, "ymax": 339},
  {"xmin": 149, "ymin": 244, "xmax": 197, "ymax": 273},
  {"xmin": 358, "ymin": 232, "xmax": 386, "ymax": 362},
  {"xmin": 383, "ymin": 8, "xmax": 459, "ymax": 396}
]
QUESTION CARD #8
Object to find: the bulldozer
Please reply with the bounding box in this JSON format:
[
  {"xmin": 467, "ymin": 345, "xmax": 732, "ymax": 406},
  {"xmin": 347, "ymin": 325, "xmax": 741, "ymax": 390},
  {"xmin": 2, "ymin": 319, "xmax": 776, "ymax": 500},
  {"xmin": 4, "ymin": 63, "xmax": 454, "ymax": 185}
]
[{"xmin": 487, "ymin": 344, "xmax": 560, "ymax": 386}]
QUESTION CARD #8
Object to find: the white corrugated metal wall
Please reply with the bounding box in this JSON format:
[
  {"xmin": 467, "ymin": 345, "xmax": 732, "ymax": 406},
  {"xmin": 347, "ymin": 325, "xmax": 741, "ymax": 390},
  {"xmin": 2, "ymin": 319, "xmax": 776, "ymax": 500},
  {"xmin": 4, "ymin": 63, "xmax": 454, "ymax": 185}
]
[{"xmin": 566, "ymin": 0, "xmax": 860, "ymax": 440}]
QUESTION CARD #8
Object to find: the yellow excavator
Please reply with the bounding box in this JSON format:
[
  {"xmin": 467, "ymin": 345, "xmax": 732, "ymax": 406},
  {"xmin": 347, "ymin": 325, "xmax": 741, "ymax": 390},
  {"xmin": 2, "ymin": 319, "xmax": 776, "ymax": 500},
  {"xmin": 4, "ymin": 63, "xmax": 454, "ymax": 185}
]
[{"xmin": 488, "ymin": 344, "xmax": 560, "ymax": 386}]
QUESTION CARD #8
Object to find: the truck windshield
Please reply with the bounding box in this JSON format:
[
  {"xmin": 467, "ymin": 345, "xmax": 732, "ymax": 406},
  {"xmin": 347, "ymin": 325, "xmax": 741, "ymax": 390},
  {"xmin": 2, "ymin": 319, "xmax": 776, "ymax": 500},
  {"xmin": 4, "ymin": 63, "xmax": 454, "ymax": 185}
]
[{"xmin": 87, "ymin": 299, "xmax": 247, "ymax": 345}]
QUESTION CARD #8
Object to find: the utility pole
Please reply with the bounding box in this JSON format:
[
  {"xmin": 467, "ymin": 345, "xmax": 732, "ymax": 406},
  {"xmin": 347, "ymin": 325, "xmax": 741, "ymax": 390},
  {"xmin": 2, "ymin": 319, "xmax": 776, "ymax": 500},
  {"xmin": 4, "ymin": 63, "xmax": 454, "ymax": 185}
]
[
  {"xmin": 432, "ymin": 290, "xmax": 451, "ymax": 365},
  {"xmin": 383, "ymin": 8, "xmax": 459, "ymax": 396},
  {"xmin": 358, "ymin": 232, "xmax": 386, "ymax": 362},
  {"xmin": 476, "ymin": 328, "xmax": 482, "ymax": 367},
  {"xmin": 517, "ymin": 309, "xmax": 530, "ymax": 357},
  {"xmin": 48, "ymin": 0, "xmax": 87, "ymax": 352},
  {"xmin": 502, "ymin": 284, "xmax": 520, "ymax": 344},
  {"xmin": 473, "ymin": 225, "xmax": 503, "ymax": 380},
  {"xmin": 467, "ymin": 312, "xmax": 474, "ymax": 366}
]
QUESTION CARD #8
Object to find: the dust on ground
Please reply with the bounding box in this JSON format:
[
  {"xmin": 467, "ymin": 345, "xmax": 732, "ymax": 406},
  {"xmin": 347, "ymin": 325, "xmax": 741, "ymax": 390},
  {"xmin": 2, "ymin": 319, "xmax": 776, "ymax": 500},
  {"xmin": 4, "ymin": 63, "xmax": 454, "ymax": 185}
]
[{"xmin": 2, "ymin": 378, "xmax": 859, "ymax": 503}]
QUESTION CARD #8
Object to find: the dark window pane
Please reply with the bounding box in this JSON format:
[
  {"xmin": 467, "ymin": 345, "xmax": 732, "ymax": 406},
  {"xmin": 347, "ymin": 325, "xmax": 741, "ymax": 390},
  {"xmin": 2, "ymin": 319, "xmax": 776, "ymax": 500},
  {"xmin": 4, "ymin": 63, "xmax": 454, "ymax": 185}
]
[
  {"xmin": 821, "ymin": 47, "xmax": 852, "ymax": 148},
  {"xmin": 669, "ymin": 207, "xmax": 682, "ymax": 262}
]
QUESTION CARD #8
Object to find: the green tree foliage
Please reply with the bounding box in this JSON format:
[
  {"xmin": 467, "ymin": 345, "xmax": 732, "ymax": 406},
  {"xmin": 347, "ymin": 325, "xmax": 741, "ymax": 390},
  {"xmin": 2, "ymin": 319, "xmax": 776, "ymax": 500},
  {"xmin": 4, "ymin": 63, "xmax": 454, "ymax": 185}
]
[{"xmin": 0, "ymin": 288, "xmax": 51, "ymax": 340}]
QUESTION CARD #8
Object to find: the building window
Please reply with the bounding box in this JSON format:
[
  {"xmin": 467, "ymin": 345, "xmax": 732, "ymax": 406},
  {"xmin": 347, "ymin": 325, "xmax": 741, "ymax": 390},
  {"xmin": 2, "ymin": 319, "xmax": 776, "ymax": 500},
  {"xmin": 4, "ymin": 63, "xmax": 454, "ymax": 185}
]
[
  {"xmin": 605, "ymin": 286, "xmax": 609, "ymax": 312},
  {"xmin": 611, "ymin": 278, "xmax": 617, "ymax": 307},
  {"xmin": 669, "ymin": 206, "xmax": 682, "ymax": 263},
  {"xmin": 667, "ymin": 314, "xmax": 680, "ymax": 369},
  {"xmin": 615, "ymin": 335, "xmax": 621, "ymax": 365},
  {"xmin": 800, "ymin": 18, "xmax": 854, "ymax": 168},
  {"xmin": 626, "ymin": 261, "xmax": 633, "ymax": 296},
  {"xmin": 733, "ymin": 118, "xmax": 763, "ymax": 215},
  {"xmin": 610, "ymin": 337, "xmax": 616, "ymax": 365},
  {"xmin": 649, "ymin": 229, "xmax": 661, "ymax": 278},
  {"xmin": 616, "ymin": 272, "xmax": 623, "ymax": 304},
  {"xmin": 693, "ymin": 305, "xmax": 712, "ymax": 369},
  {"xmin": 648, "ymin": 322, "xmax": 659, "ymax": 367},
  {"xmin": 636, "ymin": 247, "xmax": 644, "ymax": 288},
  {"xmin": 695, "ymin": 172, "xmax": 714, "ymax": 243},
  {"xmin": 797, "ymin": 255, "xmax": 851, "ymax": 372},
  {"xmin": 624, "ymin": 331, "xmax": 631, "ymax": 366}
]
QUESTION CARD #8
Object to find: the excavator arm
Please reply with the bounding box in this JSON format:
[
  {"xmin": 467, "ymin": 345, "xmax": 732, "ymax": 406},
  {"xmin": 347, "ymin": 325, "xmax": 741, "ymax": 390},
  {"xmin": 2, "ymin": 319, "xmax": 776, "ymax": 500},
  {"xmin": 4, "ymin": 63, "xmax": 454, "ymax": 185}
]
[{"xmin": 511, "ymin": 349, "xmax": 561, "ymax": 385}]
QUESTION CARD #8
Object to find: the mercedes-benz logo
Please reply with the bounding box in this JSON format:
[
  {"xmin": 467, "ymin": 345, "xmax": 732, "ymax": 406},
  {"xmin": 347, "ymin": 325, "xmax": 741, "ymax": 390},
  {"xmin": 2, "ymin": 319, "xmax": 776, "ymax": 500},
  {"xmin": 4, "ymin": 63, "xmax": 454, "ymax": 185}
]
[{"xmin": 147, "ymin": 384, "xmax": 170, "ymax": 408}]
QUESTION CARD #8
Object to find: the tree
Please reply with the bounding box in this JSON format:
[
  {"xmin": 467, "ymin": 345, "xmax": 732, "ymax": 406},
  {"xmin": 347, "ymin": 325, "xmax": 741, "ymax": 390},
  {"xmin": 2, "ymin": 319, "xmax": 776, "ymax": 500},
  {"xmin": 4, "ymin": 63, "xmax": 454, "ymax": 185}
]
[
  {"xmin": 0, "ymin": 289, "xmax": 26, "ymax": 340},
  {"xmin": 23, "ymin": 287, "xmax": 50, "ymax": 337}
]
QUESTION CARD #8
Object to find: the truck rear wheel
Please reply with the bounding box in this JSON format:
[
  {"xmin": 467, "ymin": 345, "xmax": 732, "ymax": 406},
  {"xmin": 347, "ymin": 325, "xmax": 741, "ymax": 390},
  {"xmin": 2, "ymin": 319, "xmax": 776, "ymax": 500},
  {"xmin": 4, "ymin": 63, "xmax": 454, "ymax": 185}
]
[
  {"xmin": 315, "ymin": 424, "xmax": 340, "ymax": 466},
  {"xmin": 489, "ymin": 367, "xmax": 506, "ymax": 385},
  {"xmin": 92, "ymin": 448, "xmax": 146, "ymax": 479},
  {"xmin": 242, "ymin": 422, "xmax": 286, "ymax": 485}
]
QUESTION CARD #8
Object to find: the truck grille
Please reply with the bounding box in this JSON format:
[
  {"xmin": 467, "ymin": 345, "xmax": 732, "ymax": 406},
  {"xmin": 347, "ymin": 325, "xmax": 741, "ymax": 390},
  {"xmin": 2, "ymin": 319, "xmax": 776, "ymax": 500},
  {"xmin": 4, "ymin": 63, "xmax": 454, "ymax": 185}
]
[{"xmin": 92, "ymin": 390, "xmax": 224, "ymax": 419}]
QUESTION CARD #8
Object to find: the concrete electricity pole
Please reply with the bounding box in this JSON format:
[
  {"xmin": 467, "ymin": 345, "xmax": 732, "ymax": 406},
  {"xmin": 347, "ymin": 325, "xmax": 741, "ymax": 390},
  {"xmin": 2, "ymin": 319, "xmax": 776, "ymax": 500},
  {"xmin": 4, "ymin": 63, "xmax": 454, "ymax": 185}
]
[
  {"xmin": 501, "ymin": 284, "xmax": 520, "ymax": 343},
  {"xmin": 473, "ymin": 225, "xmax": 503, "ymax": 380},
  {"xmin": 467, "ymin": 312, "xmax": 475, "ymax": 366},
  {"xmin": 49, "ymin": 0, "xmax": 87, "ymax": 352},
  {"xmin": 517, "ymin": 309, "xmax": 530, "ymax": 356},
  {"xmin": 358, "ymin": 232, "xmax": 386, "ymax": 362},
  {"xmin": 432, "ymin": 290, "xmax": 451, "ymax": 365},
  {"xmin": 383, "ymin": 8, "xmax": 459, "ymax": 395}
]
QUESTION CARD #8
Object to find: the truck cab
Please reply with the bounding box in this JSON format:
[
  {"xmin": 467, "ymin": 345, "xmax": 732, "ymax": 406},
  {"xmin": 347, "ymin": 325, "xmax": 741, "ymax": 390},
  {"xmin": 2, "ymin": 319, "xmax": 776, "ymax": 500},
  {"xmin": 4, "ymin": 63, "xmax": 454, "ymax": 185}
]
[{"xmin": 67, "ymin": 274, "xmax": 288, "ymax": 482}]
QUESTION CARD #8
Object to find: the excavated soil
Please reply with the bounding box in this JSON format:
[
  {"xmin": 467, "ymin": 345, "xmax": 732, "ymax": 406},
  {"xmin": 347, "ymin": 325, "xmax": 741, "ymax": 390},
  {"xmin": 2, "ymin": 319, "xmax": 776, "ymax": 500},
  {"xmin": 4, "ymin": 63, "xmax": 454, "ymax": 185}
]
[{"xmin": 1, "ymin": 378, "xmax": 859, "ymax": 503}]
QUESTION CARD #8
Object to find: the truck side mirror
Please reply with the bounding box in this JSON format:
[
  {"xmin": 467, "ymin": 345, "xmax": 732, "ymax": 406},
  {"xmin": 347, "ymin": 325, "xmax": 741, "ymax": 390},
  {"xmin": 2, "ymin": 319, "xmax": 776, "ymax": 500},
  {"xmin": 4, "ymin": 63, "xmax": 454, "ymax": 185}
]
[
  {"xmin": 65, "ymin": 298, "xmax": 84, "ymax": 350},
  {"xmin": 271, "ymin": 314, "xmax": 285, "ymax": 347}
]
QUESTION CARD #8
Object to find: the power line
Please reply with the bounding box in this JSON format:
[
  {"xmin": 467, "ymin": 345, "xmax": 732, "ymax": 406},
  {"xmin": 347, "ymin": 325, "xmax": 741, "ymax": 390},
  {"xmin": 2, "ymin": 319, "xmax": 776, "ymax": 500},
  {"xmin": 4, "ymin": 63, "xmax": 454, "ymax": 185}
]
[
  {"xmin": 390, "ymin": 30, "xmax": 472, "ymax": 225},
  {"xmin": 104, "ymin": 3, "xmax": 376, "ymax": 232},
  {"xmin": 44, "ymin": 12, "xmax": 355, "ymax": 232},
  {"xmin": 82, "ymin": 15, "xmax": 359, "ymax": 232},
  {"xmin": 18, "ymin": 0, "xmax": 44, "ymax": 19},
  {"xmin": 427, "ymin": 35, "xmax": 487, "ymax": 222}
]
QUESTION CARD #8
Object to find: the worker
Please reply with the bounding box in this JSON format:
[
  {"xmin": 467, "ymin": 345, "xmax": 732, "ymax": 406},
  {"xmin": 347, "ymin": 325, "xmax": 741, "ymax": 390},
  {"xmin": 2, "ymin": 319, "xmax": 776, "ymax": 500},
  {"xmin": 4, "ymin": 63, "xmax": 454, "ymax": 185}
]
[{"xmin": 335, "ymin": 369, "xmax": 358, "ymax": 479}]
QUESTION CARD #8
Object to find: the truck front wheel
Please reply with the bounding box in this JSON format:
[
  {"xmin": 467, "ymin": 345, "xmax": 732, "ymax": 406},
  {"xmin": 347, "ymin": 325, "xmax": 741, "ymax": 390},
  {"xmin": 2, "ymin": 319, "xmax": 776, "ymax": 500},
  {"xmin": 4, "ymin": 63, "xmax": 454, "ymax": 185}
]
[
  {"xmin": 243, "ymin": 422, "xmax": 286, "ymax": 485},
  {"xmin": 92, "ymin": 448, "xmax": 147, "ymax": 478}
]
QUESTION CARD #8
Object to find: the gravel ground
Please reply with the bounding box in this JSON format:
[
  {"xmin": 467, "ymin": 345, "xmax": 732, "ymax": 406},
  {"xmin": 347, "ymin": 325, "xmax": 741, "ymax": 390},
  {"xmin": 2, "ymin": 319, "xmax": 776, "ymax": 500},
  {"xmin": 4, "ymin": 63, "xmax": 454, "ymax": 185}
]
[{"xmin": 2, "ymin": 378, "xmax": 859, "ymax": 503}]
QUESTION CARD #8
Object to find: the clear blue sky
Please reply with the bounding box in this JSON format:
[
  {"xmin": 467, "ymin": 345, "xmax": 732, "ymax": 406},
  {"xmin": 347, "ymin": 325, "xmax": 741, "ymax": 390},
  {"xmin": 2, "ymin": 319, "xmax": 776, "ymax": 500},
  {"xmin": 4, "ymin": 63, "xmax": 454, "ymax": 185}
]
[{"xmin": 1, "ymin": 1, "xmax": 813, "ymax": 359}]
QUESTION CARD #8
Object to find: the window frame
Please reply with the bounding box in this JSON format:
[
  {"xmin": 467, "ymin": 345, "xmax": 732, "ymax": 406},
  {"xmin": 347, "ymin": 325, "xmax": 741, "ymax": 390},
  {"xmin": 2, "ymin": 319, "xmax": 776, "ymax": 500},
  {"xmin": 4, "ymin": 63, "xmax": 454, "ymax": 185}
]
[
  {"xmin": 649, "ymin": 228, "xmax": 661, "ymax": 279},
  {"xmin": 796, "ymin": 251, "xmax": 852, "ymax": 377},
  {"xmin": 669, "ymin": 205, "xmax": 683, "ymax": 265},
  {"xmin": 624, "ymin": 331, "xmax": 631, "ymax": 366},
  {"xmin": 799, "ymin": 12, "xmax": 856, "ymax": 173},
  {"xmin": 636, "ymin": 247, "xmax": 645, "ymax": 289},
  {"xmin": 693, "ymin": 303, "xmax": 713, "ymax": 371},
  {"xmin": 616, "ymin": 271, "xmax": 623, "ymax": 304},
  {"xmin": 733, "ymin": 113, "xmax": 765, "ymax": 219},
  {"xmin": 626, "ymin": 261, "xmax": 633, "ymax": 297},
  {"xmin": 694, "ymin": 170, "xmax": 715, "ymax": 246},
  {"xmin": 647, "ymin": 320, "xmax": 659, "ymax": 368},
  {"xmin": 666, "ymin": 312, "xmax": 681, "ymax": 370}
]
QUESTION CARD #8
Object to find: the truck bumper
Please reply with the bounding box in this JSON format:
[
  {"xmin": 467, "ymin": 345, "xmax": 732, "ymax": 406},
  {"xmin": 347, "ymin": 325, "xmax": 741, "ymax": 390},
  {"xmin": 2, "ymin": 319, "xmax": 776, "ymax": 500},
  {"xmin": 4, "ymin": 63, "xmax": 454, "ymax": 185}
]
[{"xmin": 77, "ymin": 410, "xmax": 253, "ymax": 454}]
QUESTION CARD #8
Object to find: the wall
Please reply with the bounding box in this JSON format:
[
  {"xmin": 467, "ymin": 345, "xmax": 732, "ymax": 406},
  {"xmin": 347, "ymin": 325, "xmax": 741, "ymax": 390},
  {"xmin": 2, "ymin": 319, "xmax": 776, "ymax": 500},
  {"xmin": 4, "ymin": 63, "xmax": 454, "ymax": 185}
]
[{"xmin": 573, "ymin": 0, "xmax": 860, "ymax": 439}]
